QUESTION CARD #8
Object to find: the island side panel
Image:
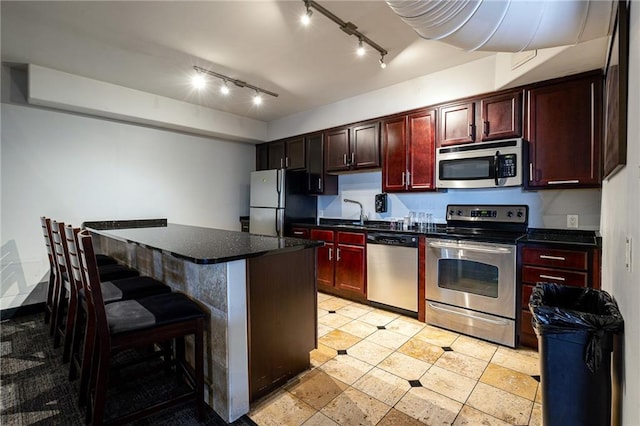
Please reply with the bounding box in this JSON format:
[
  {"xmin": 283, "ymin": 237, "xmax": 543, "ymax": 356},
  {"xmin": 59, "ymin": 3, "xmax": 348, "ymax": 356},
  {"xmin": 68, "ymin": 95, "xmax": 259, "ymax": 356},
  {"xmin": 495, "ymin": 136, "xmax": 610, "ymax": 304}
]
[
  {"xmin": 246, "ymin": 247, "xmax": 317, "ymax": 401},
  {"xmin": 91, "ymin": 233, "xmax": 249, "ymax": 423}
]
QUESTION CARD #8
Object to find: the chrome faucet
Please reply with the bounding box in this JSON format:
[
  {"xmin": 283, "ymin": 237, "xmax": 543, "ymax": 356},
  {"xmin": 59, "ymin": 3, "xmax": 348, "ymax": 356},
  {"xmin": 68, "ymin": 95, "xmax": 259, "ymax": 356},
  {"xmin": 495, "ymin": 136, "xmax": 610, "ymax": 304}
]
[{"xmin": 344, "ymin": 198, "xmax": 367, "ymax": 226}]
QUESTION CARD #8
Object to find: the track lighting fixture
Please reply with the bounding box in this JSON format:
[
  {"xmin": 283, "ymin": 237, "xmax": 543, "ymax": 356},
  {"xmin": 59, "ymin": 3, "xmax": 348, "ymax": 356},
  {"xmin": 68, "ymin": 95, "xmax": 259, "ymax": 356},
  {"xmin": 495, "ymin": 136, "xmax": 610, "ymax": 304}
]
[
  {"xmin": 192, "ymin": 66, "xmax": 278, "ymax": 104},
  {"xmin": 301, "ymin": 2, "xmax": 312, "ymax": 26},
  {"xmin": 301, "ymin": 0, "xmax": 388, "ymax": 68},
  {"xmin": 191, "ymin": 73, "xmax": 207, "ymax": 90}
]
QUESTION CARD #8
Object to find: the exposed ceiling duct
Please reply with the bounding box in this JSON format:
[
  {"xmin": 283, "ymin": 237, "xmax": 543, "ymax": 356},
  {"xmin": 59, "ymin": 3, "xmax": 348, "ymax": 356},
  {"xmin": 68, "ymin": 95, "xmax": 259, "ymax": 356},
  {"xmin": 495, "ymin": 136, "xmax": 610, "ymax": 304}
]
[{"xmin": 385, "ymin": 0, "xmax": 614, "ymax": 52}]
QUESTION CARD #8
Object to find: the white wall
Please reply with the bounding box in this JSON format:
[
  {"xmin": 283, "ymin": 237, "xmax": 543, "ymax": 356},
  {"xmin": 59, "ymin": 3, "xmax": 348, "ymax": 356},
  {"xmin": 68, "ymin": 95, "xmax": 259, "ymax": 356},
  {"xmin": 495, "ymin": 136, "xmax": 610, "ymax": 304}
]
[
  {"xmin": 319, "ymin": 171, "xmax": 601, "ymax": 230},
  {"xmin": 600, "ymin": 2, "xmax": 640, "ymax": 425},
  {"xmin": 1, "ymin": 68, "xmax": 255, "ymax": 310}
]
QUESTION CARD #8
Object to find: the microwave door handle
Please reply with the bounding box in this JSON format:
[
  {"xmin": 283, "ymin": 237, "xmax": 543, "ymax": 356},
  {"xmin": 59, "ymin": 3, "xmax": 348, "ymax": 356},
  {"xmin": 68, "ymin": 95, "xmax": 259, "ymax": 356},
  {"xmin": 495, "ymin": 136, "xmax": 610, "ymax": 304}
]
[{"xmin": 494, "ymin": 150, "xmax": 500, "ymax": 185}]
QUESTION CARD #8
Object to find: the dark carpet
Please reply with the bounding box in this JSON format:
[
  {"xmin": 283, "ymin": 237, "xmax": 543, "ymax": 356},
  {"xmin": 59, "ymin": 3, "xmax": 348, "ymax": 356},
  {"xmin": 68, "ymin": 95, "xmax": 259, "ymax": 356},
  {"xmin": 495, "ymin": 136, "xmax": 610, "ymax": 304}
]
[{"xmin": 0, "ymin": 313, "xmax": 257, "ymax": 425}]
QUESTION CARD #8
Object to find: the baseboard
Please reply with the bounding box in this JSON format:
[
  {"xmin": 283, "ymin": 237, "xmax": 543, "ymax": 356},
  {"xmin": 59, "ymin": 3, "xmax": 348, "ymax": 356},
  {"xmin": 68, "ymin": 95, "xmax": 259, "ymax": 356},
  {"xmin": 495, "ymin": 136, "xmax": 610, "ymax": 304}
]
[{"xmin": 0, "ymin": 302, "xmax": 45, "ymax": 320}]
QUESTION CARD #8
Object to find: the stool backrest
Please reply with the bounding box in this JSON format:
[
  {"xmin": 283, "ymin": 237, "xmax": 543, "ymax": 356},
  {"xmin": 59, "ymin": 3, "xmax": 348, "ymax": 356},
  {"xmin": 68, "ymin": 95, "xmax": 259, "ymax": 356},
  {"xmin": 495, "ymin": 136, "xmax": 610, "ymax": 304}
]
[
  {"xmin": 51, "ymin": 221, "xmax": 70, "ymax": 278},
  {"xmin": 78, "ymin": 230, "xmax": 110, "ymax": 342},
  {"xmin": 65, "ymin": 225, "xmax": 85, "ymax": 299},
  {"xmin": 40, "ymin": 217, "xmax": 55, "ymax": 270}
]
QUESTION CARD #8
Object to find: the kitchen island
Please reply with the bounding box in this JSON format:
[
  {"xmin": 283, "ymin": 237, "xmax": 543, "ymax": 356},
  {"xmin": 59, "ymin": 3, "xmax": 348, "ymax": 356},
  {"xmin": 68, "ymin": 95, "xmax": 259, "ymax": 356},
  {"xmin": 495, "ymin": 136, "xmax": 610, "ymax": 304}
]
[{"xmin": 87, "ymin": 223, "xmax": 321, "ymax": 422}]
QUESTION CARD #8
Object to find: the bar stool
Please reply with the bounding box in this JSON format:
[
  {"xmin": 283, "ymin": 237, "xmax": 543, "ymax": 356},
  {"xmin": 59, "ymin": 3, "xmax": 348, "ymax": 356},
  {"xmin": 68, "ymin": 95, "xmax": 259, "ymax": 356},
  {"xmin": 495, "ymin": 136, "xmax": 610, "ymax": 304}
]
[{"xmin": 77, "ymin": 230, "xmax": 205, "ymax": 425}]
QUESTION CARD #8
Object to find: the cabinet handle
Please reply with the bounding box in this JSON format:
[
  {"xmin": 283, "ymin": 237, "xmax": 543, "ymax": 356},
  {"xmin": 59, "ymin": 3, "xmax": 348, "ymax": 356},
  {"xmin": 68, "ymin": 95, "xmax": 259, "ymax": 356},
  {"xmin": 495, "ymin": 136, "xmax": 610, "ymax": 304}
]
[
  {"xmin": 548, "ymin": 180, "xmax": 580, "ymax": 185},
  {"xmin": 484, "ymin": 121, "xmax": 489, "ymax": 137},
  {"xmin": 406, "ymin": 171, "xmax": 411, "ymax": 187},
  {"xmin": 529, "ymin": 163, "xmax": 533, "ymax": 181},
  {"xmin": 280, "ymin": 158, "xmax": 284, "ymax": 169},
  {"xmin": 336, "ymin": 247, "xmax": 341, "ymax": 261},
  {"xmin": 351, "ymin": 152, "xmax": 355, "ymax": 164},
  {"xmin": 343, "ymin": 153, "xmax": 347, "ymax": 165},
  {"xmin": 539, "ymin": 274, "xmax": 565, "ymax": 282},
  {"xmin": 401, "ymin": 171, "xmax": 405, "ymax": 186},
  {"xmin": 318, "ymin": 177, "xmax": 322, "ymax": 191},
  {"xmin": 285, "ymin": 157, "xmax": 289, "ymax": 168},
  {"xmin": 293, "ymin": 230, "xmax": 305, "ymax": 236},
  {"xmin": 469, "ymin": 124, "xmax": 475, "ymax": 140},
  {"xmin": 540, "ymin": 255, "xmax": 566, "ymax": 261},
  {"xmin": 328, "ymin": 247, "xmax": 333, "ymax": 261}
]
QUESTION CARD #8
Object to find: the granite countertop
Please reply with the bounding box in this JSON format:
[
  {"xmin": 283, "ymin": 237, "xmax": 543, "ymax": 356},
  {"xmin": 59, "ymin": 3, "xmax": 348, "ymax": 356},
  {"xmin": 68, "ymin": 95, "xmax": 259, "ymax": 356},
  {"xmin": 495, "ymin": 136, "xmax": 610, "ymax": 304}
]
[{"xmin": 87, "ymin": 223, "xmax": 322, "ymax": 265}]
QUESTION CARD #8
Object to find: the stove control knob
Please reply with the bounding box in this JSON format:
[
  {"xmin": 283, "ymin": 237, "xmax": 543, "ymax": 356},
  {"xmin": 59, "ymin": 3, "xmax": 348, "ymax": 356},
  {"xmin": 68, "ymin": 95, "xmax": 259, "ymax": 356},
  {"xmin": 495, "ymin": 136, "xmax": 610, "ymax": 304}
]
[
  {"xmin": 457, "ymin": 210, "xmax": 463, "ymax": 216},
  {"xmin": 507, "ymin": 211, "xmax": 514, "ymax": 218},
  {"xmin": 449, "ymin": 210, "xmax": 455, "ymax": 217},
  {"xmin": 517, "ymin": 211, "xmax": 523, "ymax": 218}
]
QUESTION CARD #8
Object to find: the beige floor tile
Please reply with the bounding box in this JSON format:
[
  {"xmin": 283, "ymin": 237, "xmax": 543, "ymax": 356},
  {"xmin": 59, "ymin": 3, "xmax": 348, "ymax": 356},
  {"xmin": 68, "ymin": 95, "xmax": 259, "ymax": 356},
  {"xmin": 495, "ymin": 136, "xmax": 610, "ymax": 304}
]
[
  {"xmin": 302, "ymin": 411, "xmax": 339, "ymax": 426},
  {"xmin": 435, "ymin": 350, "xmax": 489, "ymax": 380},
  {"xmin": 450, "ymin": 335, "xmax": 498, "ymax": 361},
  {"xmin": 397, "ymin": 337, "xmax": 445, "ymax": 364},
  {"xmin": 352, "ymin": 367, "xmax": 411, "ymax": 406},
  {"xmin": 318, "ymin": 298, "xmax": 352, "ymax": 311},
  {"xmin": 317, "ymin": 323, "xmax": 333, "ymax": 338},
  {"xmin": 321, "ymin": 386, "xmax": 390, "ymax": 426},
  {"xmin": 385, "ymin": 317, "xmax": 425, "ymax": 337},
  {"xmin": 336, "ymin": 304, "xmax": 372, "ymax": 319},
  {"xmin": 364, "ymin": 329, "xmax": 411, "ymax": 350},
  {"xmin": 318, "ymin": 329, "xmax": 361, "ymax": 350},
  {"xmin": 347, "ymin": 339, "xmax": 394, "ymax": 366},
  {"xmin": 376, "ymin": 408, "xmax": 426, "ymax": 426},
  {"xmin": 310, "ymin": 344, "xmax": 337, "ymax": 368},
  {"xmin": 377, "ymin": 352, "xmax": 431, "ymax": 380},
  {"xmin": 480, "ymin": 363, "xmax": 538, "ymax": 400},
  {"xmin": 286, "ymin": 369, "xmax": 349, "ymax": 410},
  {"xmin": 414, "ymin": 325, "xmax": 459, "ymax": 347},
  {"xmin": 466, "ymin": 382, "xmax": 534, "ymax": 425},
  {"xmin": 419, "ymin": 365, "xmax": 477, "ymax": 403},
  {"xmin": 319, "ymin": 355, "xmax": 374, "ymax": 385},
  {"xmin": 453, "ymin": 405, "xmax": 512, "ymax": 426},
  {"xmin": 318, "ymin": 308, "xmax": 330, "ymax": 319},
  {"xmin": 529, "ymin": 402, "xmax": 542, "ymax": 426},
  {"xmin": 317, "ymin": 292, "xmax": 333, "ymax": 303},
  {"xmin": 491, "ymin": 347, "xmax": 540, "ymax": 376},
  {"xmin": 249, "ymin": 390, "xmax": 316, "ymax": 426},
  {"xmin": 338, "ymin": 320, "xmax": 378, "ymax": 339},
  {"xmin": 318, "ymin": 312, "xmax": 353, "ymax": 329},
  {"xmin": 358, "ymin": 310, "xmax": 398, "ymax": 327},
  {"xmin": 395, "ymin": 386, "xmax": 462, "ymax": 425}
]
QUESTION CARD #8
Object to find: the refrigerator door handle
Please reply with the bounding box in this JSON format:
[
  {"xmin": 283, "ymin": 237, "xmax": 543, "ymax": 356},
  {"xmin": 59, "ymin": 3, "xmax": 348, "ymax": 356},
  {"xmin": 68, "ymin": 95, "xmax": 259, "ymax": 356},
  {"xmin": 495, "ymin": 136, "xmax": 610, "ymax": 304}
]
[{"xmin": 275, "ymin": 209, "xmax": 283, "ymax": 237}]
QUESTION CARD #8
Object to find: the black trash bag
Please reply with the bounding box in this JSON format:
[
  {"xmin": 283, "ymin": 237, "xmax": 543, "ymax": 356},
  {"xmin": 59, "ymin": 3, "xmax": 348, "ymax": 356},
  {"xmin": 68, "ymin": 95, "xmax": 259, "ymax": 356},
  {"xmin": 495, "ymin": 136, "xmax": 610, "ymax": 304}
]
[{"xmin": 529, "ymin": 282, "xmax": 623, "ymax": 373}]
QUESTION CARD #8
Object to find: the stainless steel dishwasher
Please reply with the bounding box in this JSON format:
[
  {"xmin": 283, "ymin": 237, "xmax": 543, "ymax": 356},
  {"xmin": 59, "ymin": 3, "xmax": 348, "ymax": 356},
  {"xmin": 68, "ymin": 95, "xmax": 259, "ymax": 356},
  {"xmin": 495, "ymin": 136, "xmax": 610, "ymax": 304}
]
[{"xmin": 366, "ymin": 232, "xmax": 418, "ymax": 314}]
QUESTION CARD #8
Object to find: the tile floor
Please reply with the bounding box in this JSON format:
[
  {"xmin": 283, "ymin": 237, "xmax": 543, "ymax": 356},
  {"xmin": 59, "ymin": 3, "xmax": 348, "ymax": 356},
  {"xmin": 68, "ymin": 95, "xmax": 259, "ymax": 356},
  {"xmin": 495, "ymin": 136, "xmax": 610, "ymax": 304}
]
[{"xmin": 248, "ymin": 293, "xmax": 542, "ymax": 426}]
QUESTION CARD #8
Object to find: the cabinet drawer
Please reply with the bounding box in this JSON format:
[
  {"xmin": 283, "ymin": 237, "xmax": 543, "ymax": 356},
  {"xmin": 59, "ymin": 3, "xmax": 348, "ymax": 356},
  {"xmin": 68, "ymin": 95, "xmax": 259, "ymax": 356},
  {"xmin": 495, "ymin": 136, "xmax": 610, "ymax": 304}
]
[
  {"xmin": 522, "ymin": 265, "xmax": 588, "ymax": 287},
  {"xmin": 337, "ymin": 232, "xmax": 365, "ymax": 245},
  {"xmin": 522, "ymin": 247, "xmax": 588, "ymax": 270},
  {"xmin": 290, "ymin": 227, "xmax": 310, "ymax": 239},
  {"xmin": 310, "ymin": 229, "xmax": 334, "ymax": 243},
  {"xmin": 521, "ymin": 283, "xmax": 535, "ymax": 307}
]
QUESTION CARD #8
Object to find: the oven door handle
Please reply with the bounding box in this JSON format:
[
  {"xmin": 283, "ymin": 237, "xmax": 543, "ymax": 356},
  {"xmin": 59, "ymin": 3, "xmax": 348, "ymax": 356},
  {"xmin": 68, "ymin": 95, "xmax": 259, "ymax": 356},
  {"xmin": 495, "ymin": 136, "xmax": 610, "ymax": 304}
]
[
  {"xmin": 427, "ymin": 302, "xmax": 510, "ymax": 326},
  {"xmin": 428, "ymin": 241, "xmax": 512, "ymax": 254}
]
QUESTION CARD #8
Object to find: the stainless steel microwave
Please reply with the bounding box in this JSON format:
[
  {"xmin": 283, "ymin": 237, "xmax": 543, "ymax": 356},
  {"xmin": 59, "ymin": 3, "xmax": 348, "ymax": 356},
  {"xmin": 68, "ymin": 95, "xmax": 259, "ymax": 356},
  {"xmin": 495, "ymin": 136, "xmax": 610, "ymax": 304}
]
[{"xmin": 436, "ymin": 138, "xmax": 523, "ymax": 189}]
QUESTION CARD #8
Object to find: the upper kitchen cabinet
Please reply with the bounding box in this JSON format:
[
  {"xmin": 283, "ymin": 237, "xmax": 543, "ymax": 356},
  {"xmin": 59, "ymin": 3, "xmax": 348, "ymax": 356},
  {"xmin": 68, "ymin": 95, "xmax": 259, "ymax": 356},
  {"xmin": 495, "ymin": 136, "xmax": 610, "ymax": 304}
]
[
  {"xmin": 526, "ymin": 72, "xmax": 602, "ymax": 188},
  {"xmin": 480, "ymin": 91, "xmax": 523, "ymax": 141},
  {"xmin": 256, "ymin": 137, "xmax": 306, "ymax": 171},
  {"xmin": 326, "ymin": 120, "xmax": 380, "ymax": 172},
  {"xmin": 306, "ymin": 132, "xmax": 338, "ymax": 195},
  {"xmin": 256, "ymin": 143, "xmax": 269, "ymax": 171},
  {"xmin": 382, "ymin": 108, "xmax": 437, "ymax": 192},
  {"xmin": 438, "ymin": 100, "xmax": 475, "ymax": 146}
]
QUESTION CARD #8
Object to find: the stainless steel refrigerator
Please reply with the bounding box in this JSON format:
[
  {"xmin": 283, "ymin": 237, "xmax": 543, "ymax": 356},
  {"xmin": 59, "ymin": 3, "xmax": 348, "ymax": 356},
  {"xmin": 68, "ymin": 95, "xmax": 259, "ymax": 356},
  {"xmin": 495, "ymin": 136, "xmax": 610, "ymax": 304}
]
[{"xmin": 249, "ymin": 169, "xmax": 317, "ymax": 237}]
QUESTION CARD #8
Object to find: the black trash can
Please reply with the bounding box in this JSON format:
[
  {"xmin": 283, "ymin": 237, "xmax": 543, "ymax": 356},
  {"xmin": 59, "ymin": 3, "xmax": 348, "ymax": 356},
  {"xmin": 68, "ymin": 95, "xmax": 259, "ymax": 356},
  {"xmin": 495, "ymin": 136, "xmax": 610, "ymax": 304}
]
[{"xmin": 529, "ymin": 283, "xmax": 623, "ymax": 426}]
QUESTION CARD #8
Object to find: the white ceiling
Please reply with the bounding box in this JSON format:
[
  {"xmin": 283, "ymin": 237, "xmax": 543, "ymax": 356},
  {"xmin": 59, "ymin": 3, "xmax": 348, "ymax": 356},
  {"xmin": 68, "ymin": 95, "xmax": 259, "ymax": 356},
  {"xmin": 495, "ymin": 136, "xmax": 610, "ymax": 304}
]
[{"xmin": 1, "ymin": 1, "xmax": 607, "ymax": 123}]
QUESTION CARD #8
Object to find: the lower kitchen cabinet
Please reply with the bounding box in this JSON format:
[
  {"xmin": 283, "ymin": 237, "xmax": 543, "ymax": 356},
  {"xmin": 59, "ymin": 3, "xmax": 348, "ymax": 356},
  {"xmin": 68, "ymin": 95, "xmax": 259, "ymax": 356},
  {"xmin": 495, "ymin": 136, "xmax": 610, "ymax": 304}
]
[
  {"xmin": 310, "ymin": 229, "xmax": 366, "ymax": 301},
  {"xmin": 518, "ymin": 243, "xmax": 601, "ymax": 349}
]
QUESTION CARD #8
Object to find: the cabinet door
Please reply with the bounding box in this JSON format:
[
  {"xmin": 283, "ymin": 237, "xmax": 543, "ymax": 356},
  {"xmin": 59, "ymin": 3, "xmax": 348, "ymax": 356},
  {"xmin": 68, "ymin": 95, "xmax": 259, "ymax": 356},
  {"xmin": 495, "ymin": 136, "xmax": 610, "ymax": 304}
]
[
  {"xmin": 438, "ymin": 101, "xmax": 475, "ymax": 146},
  {"xmin": 382, "ymin": 116, "xmax": 408, "ymax": 192},
  {"xmin": 256, "ymin": 143, "xmax": 269, "ymax": 171},
  {"xmin": 481, "ymin": 91, "xmax": 522, "ymax": 141},
  {"xmin": 408, "ymin": 108, "xmax": 436, "ymax": 191},
  {"xmin": 285, "ymin": 137, "xmax": 306, "ymax": 170},
  {"xmin": 267, "ymin": 141, "xmax": 286, "ymax": 169},
  {"xmin": 317, "ymin": 243, "xmax": 335, "ymax": 289},
  {"xmin": 351, "ymin": 121, "xmax": 380, "ymax": 169},
  {"xmin": 526, "ymin": 75, "xmax": 601, "ymax": 188},
  {"xmin": 335, "ymin": 244, "xmax": 365, "ymax": 296},
  {"xmin": 306, "ymin": 132, "xmax": 337, "ymax": 195},
  {"xmin": 325, "ymin": 127, "xmax": 350, "ymax": 172}
]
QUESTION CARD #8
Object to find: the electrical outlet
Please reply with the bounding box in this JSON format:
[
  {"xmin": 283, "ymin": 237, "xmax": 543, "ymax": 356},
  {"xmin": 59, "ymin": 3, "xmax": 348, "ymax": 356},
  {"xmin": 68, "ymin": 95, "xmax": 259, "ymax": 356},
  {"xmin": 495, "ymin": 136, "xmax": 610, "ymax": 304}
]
[{"xmin": 567, "ymin": 214, "xmax": 579, "ymax": 228}]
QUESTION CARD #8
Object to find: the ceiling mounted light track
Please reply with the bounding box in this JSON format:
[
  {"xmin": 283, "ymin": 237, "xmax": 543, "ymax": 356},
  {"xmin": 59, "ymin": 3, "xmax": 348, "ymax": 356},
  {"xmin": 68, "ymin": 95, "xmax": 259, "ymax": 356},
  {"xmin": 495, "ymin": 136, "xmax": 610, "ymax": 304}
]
[
  {"xmin": 192, "ymin": 65, "xmax": 279, "ymax": 99},
  {"xmin": 301, "ymin": 0, "xmax": 388, "ymax": 68}
]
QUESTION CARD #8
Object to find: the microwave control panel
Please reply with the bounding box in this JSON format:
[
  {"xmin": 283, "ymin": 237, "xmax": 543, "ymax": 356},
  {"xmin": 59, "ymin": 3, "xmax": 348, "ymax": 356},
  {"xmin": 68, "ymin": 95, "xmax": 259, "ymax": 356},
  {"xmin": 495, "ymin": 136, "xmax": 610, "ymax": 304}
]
[{"xmin": 499, "ymin": 154, "xmax": 517, "ymax": 177}]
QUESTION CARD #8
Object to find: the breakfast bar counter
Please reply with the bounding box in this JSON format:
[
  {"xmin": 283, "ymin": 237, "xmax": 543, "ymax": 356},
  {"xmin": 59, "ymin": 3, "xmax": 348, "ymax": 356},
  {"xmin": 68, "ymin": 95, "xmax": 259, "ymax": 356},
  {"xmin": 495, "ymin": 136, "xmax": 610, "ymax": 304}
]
[{"xmin": 87, "ymin": 223, "xmax": 321, "ymax": 422}]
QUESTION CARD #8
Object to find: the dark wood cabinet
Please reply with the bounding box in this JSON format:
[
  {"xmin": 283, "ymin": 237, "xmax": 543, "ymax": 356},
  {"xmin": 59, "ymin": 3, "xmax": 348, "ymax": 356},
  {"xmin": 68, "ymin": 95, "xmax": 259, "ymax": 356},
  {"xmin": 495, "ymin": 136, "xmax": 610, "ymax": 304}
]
[
  {"xmin": 526, "ymin": 73, "xmax": 602, "ymax": 188},
  {"xmin": 518, "ymin": 243, "xmax": 601, "ymax": 349},
  {"xmin": 382, "ymin": 109, "xmax": 436, "ymax": 192},
  {"xmin": 256, "ymin": 143, "xmax": 269, "ymax": 171},
  {"xmin": 306, "ymin": 132, "xmax": 338, "ymax": 195},
  {"xmin": 258, "ymin": 137, "xmax": 306, "ymax": 171},
  {"xmin": 267, "ymin": 141, "xmax": 286, "ymax": 169},
  {"xmin": 438, "ymin": 100, "xmax": 475, "ymax": 146},
  {"xmin": 326, "ymin": 121, "xmax": 380, "ymax": 172},
  {"xmin": 480, "ymin": 91, "xmax": 522, "ymax": 141},
  {"xmin": 286, "ymin": 137, "xmax": 306, "ymax": 170},
  {"xmin": 310, "ymin": 229, "xmax": 366, "ymax": 300}
]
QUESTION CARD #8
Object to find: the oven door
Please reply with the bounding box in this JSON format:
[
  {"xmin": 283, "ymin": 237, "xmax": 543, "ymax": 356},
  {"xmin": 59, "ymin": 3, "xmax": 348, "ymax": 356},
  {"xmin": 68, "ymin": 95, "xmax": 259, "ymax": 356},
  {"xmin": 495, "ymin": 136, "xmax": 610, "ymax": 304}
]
[{"xmin": 425, "ymin": 239, "xmax": 516, "ymax": 319}]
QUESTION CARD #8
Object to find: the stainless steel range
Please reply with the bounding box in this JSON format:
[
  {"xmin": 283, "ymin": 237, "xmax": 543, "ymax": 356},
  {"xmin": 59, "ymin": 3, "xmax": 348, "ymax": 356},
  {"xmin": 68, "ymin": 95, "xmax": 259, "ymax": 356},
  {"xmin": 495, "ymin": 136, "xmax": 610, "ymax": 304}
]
[{"xmin": 425, "ymin": 204, "xmax": 528, "ymax": 347}]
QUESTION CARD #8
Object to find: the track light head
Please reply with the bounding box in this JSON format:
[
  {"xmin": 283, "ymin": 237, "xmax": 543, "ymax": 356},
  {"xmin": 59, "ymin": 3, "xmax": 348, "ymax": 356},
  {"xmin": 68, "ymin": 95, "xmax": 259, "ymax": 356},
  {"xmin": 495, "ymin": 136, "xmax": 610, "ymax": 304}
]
[
  {"xmin": 253, "ymin": 91, "xmax": 263, "ymax": 106},
  {"xmin": 191, "ymin": 73, "xmax": 206, "ymax": 90},
  {"xmin": 379, "ymin": 55, "xmax": 387, "ymax": 69},
  {"xmin": 220, "ymin": 81, "xmax": 230, "ymax": 95},
  {"xmin": 357, "ymin": 38, "xmax": 365, "ymax": 57},
  {"xmin": 301, "ymin": 2, "xmax": 312, "ymax": 26}
]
